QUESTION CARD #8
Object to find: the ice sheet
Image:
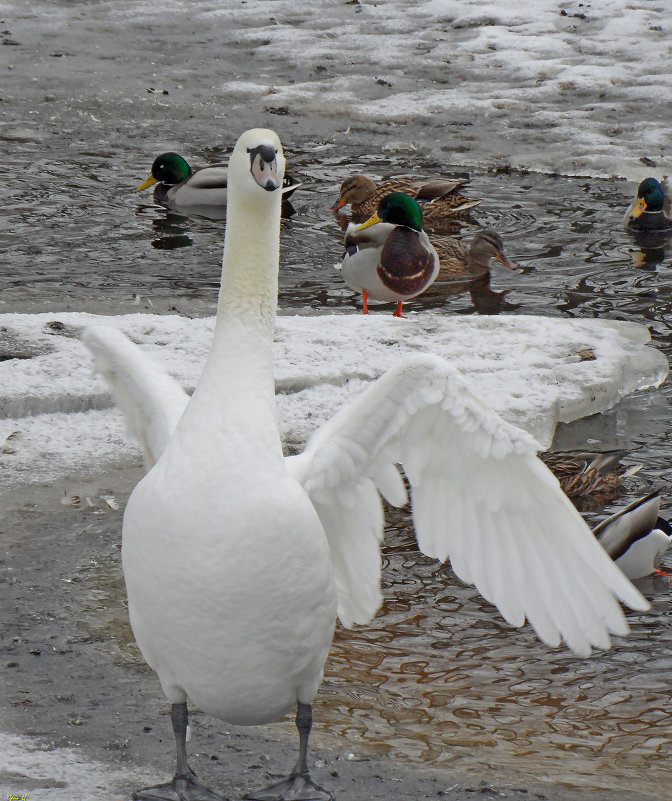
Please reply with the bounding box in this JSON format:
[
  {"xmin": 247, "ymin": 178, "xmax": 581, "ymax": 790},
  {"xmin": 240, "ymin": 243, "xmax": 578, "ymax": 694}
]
[{"xmin": 0, "ymin": 311, "xmax": 667, "ymax": 488}]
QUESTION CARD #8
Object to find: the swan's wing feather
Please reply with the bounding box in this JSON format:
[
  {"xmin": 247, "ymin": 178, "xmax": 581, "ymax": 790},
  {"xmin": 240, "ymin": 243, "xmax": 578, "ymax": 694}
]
[
  {"xmin": 288, "ymin": 353, "xmax": 648, "ymax": 654},
  {"xmin": 82, "ymin": 326, "xmax": 189, "ymax": 469}
]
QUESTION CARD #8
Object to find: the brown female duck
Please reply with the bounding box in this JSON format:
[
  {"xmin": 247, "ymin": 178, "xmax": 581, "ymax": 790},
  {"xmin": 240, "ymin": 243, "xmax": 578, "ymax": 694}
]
[
  {"xmin": 433, "ymin": 230, "xmax": 516, "ymax": 281},
  {"xmin": 331, "ymin": 174, "xmax": 481, "ymax": 231}
]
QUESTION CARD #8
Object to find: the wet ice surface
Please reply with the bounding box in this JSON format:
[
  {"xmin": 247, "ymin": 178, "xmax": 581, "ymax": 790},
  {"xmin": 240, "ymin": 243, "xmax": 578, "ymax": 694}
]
[
  {"xmin": 1, "ymin": 0, "xmax": 670, "ymax": 181},
  {"xmin": 0, "ymin": 731, "xmax": 156, "ymax": 801},
  {"xmin": 2, "ymin": 0, "xmax": 672, "ymax": 798},
  {"xmin": 0, "ymin": 311, "xmax": 666, "ymax": 489}
]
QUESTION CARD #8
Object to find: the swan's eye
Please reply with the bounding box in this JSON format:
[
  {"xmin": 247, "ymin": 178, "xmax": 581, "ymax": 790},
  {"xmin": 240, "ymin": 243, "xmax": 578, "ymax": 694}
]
[{"xmin": 247, "ymin": 145, "xmax": 281, "ymax": 192}]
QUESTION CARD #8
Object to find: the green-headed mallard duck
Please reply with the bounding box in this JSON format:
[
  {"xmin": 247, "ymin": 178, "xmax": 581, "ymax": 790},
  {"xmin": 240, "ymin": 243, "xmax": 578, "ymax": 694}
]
[
  {"xmin": 433, "ymin": 229, "xmax": 516, "ymax": 282},
  {"xmin": 624, "ymin": 177, "xmax": 672, "ymax": 231},
  {"xmin": 340, "ymin": 192, "xmax": 440, "ymax": 317},
  {"xmin": 137, "ymin": 151, "xmax": 301, "ymax": 209},
  {"xmin": 331, "ymin": 174, "xmax": 481, "ymax": 231}
]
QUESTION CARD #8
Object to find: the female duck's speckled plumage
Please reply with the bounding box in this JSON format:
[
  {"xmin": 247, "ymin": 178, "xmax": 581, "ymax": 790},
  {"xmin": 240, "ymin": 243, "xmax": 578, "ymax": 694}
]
[
  {"xmin": 539, "ymin": 449, "xmax": 630, "ymax": 508},
  {"xmin": 433, "ymin": 229, "xmax": 516, "ymax": 282},
  {"xmin": 332, "ymin": 174, "xmax": 481, "ymax": 232},
  {"xmin": 624, "ymin": 177, "xmax": 672, "ymax": 231}
]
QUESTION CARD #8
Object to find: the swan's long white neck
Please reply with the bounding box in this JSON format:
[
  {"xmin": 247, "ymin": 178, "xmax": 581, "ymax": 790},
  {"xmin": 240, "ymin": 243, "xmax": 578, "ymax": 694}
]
[
  {"xmin": 176, "ymin": 144, "xmax": 284, "ymax": 461},
  {"xmin": 217, "ymin": 189, "xmax": 280, "ymax": 329}
]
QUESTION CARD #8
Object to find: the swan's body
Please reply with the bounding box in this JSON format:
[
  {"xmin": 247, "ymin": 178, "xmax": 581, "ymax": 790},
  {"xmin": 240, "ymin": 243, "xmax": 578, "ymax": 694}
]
[
  {"xmin": 595, "ymin": 490, "xmax": 672, "ymax": 580},
  {"xmin": 85, "ymin": 129, "xmax": 649, "ymax": 800}
]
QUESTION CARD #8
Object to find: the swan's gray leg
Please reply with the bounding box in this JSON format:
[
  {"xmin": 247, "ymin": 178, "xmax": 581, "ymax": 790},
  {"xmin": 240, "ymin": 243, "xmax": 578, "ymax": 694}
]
[
  {"xmin": 171, "ymin": 702, "xmax": 195, "ymax": 782},
  {"xmin": 244, "ymin": 702, "xmax": 333, "ymax": 801},
  {"xmin": 294, "ymin": 702, "xmax": 315, "ymax": 777},
  {"xmin": 133, "ymin": 703, "xmax": 224, "ymax": 801}
]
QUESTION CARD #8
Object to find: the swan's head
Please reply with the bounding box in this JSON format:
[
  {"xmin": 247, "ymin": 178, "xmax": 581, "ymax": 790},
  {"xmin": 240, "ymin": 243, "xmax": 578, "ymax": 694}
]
[{"xmin": 228, "ymin": 128, "xmax": 285, "ymax": 200}]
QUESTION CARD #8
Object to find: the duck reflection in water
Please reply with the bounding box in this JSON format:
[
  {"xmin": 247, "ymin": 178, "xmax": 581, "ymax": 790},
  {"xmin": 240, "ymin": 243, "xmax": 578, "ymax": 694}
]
[
  {"xmin": 628, "ymin": 229, "xmax": 671, "ymax": 271},
  {"xmin": 150, "ymin": 212, "xmax": 194, "ymax": 250},
  {"xmin": 146, "ymin": 200, "xmax": 296, "ymax": 251}
]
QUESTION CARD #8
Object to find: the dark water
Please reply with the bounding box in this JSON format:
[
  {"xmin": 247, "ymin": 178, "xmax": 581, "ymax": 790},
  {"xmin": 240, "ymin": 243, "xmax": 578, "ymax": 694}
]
[{"xmin": 6, "ymin": 142, "xmax": 672, "ymax": 797}]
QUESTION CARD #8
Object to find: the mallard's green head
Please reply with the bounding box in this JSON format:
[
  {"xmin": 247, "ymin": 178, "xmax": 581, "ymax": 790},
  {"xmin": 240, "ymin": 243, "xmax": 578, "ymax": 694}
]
[
  {"xmin": 137, "ymin": 153, "xmax": 192, "ymax": 191},
  {"xmin": 635, "ymin": 177, "xmax": 665, "ymax": 214},
  {"xmin": 378, "ymin": 193, "xmax": 424, "ymax": 230},
  {"xmin": 358, "ymin": 192, "xmax": 424, "ymax": 233}
]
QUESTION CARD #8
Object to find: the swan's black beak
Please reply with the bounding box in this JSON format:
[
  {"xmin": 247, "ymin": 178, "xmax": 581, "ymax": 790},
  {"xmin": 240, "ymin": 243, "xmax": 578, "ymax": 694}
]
[{"xmin": 248, "ymin": 145, "xmax": 282, "ymax": 192}]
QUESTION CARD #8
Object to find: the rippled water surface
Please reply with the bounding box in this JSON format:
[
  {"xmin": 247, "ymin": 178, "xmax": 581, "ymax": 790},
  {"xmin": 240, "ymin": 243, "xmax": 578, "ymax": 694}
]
[{"xmin": 22, "ymin": 141, "xmax": 672, "ymax": 798}]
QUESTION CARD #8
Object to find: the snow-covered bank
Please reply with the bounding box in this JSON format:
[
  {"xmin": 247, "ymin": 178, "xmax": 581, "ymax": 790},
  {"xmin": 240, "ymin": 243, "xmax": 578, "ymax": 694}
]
[
  {"xmin": 0, "ymin": 311, "xmax": 666, "ymax": 488},
  {"xmin": 1, "ymin": 0, "xmax": 669, "ymax": 179}
]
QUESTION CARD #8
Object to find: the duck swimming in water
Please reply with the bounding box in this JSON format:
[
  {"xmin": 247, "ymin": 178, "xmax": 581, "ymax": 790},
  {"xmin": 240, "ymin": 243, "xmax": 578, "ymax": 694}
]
[
  {"xmin": 433, "ymin": 229, "xmax": 516, "ymax": 282},
  {"xmin": 624, "ymin": 177, "xmax": 672, "ymax": 232},
  {"xmin": 137, "ymin": 151, "xmax": 300, "ymax": 210},
  {"xmin": 331, "ymin": 174, "xmax": 481, "ymax": 232}
]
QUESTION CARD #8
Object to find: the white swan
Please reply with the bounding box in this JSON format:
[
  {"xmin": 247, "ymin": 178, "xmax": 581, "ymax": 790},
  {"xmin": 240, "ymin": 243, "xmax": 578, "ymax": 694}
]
[{"xmin": 83, "ymin": 128, "xmax": 649, "ymax": 801}]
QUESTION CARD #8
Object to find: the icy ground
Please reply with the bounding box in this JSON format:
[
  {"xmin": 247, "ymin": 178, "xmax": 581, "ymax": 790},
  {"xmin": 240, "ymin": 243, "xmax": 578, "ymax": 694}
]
[
  {"xmin": 0, "ymin": 0, "xmax": 669, "ymax": 179},
  {"xmin": 0, "ymin": 311, "xmax": 666, "ymax": 488}
]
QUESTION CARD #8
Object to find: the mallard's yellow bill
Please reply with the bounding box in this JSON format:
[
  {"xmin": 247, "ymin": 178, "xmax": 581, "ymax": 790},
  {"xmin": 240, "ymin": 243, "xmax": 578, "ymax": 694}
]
[
  {"xmin": 356, "ymin": 212, "xmax": 382, "ymax": 231},
  {"xmin": 626, "ymin": 196, "xmax": 647, "ymax": 219},
  {"xmin": 137, "ymin": 174, "xmax": 157, "ymax": 191}
]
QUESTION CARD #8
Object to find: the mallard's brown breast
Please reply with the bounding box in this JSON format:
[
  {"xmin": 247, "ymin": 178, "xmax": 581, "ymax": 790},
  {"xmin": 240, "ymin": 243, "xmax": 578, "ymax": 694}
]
[{"xmin": 377, "ymin": 228, "xmax": 436, "ymax": 296}]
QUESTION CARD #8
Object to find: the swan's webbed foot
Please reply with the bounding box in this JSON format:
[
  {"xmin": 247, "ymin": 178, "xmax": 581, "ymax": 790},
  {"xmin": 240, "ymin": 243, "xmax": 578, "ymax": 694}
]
[
  {"xmin": 134, "ymin": 703, "xmax": 225, "ymax": 800},
  {"xmin": 133, "ymin": 772, "xmax": 225, "ymax": 801},
  {"xmin": 245, "ymin": 702, "xmax": 332, "ymax": 801},
  {"xmin": 244, "ymin": 771, "xmax": 332, "ymax": 801}
]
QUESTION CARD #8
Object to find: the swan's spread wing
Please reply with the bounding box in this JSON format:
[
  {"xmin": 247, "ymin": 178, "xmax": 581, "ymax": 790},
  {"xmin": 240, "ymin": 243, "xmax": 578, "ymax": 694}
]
[
  {"xmin": 82, "ymin": 326, "xmax": 189, "ymax": 469},
  {"xmin": 287, "ymin": 354, "xmax": 648, "ymax": 655}
]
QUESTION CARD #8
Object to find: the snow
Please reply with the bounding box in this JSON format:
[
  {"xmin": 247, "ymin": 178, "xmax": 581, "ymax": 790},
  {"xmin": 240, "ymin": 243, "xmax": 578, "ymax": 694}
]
[
  {"xmin": 0, "ymin": 731, "xmax": 156, "ymax": 801},
  {"xmin": 1, "ymin": 0, "xmax": 669, "ymax": 179},
  {"xmin": 0, "ymin": 311, "xmax": 667, "ymax": 489}
]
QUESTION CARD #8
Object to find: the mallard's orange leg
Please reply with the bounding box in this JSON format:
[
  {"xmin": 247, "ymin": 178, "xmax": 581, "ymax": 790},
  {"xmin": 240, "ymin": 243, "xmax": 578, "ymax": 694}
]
[
  {"xmin": 392, "ymin": 301, "xmax": 406, "ymax": 318},
  {"xmin": 361, "ymin": 290, "xmax": 369, "ymax": 314}
]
